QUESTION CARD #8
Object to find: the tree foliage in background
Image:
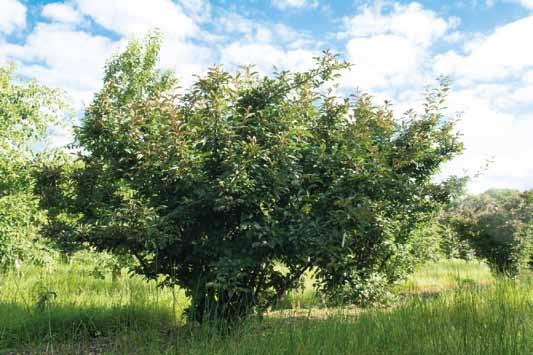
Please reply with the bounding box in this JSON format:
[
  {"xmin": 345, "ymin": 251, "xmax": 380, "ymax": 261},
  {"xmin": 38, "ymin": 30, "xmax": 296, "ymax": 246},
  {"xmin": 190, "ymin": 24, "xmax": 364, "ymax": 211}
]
[
  {"xmin": 438, "ymin": 222, "xmax": 476, "ymax": 260},
  {"xmin": 37, "ymin": 34, "xmax": 463, "ymax": 322},
  {"xmin": 443, "ymin": 189, "xmax": 532, "ymax": 277},
  {"xmin": 0, "ymin": 63, "xmax": 67, "ymax": 269}
]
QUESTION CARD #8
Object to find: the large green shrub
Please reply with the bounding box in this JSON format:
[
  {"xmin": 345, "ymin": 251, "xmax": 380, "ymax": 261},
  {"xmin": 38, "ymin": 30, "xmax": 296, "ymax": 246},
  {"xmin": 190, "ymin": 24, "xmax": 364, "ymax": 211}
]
[
  {"xmin": 444, "ymin": 189, "xmax": 532, "ymax": 276},
  {"xmin": 37, "ymin": 34, "xmax": 463, "ymax": 322},
  {"xmin": 0, "ymin": 63, "xmax": 67, "ymax": 270}
]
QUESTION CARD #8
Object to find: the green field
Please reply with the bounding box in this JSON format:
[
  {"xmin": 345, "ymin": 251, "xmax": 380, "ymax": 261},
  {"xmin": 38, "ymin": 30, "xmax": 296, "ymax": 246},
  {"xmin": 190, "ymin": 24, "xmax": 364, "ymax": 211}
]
[{"xmin": 1, "ymin": 257, "xmax": 531, "ymax": 354}]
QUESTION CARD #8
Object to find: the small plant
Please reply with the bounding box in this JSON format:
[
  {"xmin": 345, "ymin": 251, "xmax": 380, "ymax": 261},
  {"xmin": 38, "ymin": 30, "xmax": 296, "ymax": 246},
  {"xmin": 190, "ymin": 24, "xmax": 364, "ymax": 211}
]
[{"xmin": 33, "ymin": 283, "xmax": 57, "ymax": 312}]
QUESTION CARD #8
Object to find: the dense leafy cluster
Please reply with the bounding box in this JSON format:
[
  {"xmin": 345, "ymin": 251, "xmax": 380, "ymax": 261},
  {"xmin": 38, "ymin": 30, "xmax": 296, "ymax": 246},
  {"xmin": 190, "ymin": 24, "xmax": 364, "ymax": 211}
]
[
  {"xmin": 37, "ymin": 34, "xmax": 463, "ymax": 322},
  {"xmin": 443, "ymin": 189, "xmax": 532, "ymax": 276},
  {"xmin": 0, "ymin": 64, "xmax": 66, "ymax": 269}
]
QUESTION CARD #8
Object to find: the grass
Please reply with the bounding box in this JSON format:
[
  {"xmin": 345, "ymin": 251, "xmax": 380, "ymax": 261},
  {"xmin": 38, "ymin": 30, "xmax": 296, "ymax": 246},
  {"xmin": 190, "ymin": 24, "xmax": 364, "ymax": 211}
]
[
  {"xmin": 397, "ymin": 258, "xmax": 494, "ymax": 294},
  {"xmin": 183, "ymin": 281, "xmax": 533, "ymax": 355},
  {"xmin": 0, "ymin": 257, "xmax": 531, "ymax": 354},
  {"xmin": 0, "ymin": 255, "xmax": 186, "ymax": 352}
]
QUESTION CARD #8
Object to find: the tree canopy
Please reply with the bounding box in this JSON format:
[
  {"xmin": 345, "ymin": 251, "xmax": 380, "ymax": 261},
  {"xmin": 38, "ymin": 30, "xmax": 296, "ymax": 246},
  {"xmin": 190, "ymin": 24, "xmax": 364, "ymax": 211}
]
[
  {"xmin": 37, "ymin": 34, "xmax": 464, "ymax": 322},
  {"xmin": 0, "ymin": 63, "xmax": 67, "ymax": 268}
]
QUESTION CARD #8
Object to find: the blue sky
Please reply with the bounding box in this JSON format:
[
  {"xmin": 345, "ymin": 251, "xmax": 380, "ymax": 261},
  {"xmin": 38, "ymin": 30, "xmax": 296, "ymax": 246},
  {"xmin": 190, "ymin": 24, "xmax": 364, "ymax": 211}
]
[{"xmin": 1, "ymin": 0, "xmax": 533, "ymax": 193}]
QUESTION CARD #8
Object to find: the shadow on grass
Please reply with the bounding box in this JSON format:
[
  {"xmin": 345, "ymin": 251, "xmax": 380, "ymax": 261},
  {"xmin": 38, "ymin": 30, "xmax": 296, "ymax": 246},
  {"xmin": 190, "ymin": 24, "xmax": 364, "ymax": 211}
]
[{"xmin": 0, "ymin": 302, "xmax": 175, "ymax": 352}]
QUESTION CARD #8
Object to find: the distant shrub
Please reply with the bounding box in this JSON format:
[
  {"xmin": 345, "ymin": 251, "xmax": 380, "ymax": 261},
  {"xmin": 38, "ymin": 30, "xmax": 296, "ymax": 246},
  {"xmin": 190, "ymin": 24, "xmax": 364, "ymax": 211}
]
[{"xmin": 444, "ymin": 189, "xmax": 532, "ymax": 277}]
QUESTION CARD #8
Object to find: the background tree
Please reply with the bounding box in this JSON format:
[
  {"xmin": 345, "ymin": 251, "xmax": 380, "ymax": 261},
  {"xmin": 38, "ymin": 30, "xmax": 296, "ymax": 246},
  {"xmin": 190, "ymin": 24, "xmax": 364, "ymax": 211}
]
[
  {"xmin": 38, "ymin": 34, "xmax": 463, "ymax": 322},
  {"xmin": 0, "ymin": 63, "xmax": 67, "ymax": 270},
  {"xmin": 443, "ymin": 189, "xmax": 532, "ymax": 277}
]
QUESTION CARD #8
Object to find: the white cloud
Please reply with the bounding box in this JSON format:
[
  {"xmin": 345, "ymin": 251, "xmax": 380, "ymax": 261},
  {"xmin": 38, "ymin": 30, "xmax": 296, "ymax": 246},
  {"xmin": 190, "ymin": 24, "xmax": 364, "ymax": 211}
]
[
  {"xmin": 430, "ymin": 85, "xmax": 533, "ymax": 192},
  {"xmin": 0, "ymin": 0, "xmax": 26, "ymax": 34},
  {"xmin": 221, "ymin": 42, "xmax": 315, "ymax": 73},
  {"xmin": 180, "ymin": 0, "xmax": 212, "ymax": 23},
  {"xmin": 429, "ymin": 15, "xmax": 533, "ymax": 192},
  {"xmin": 340, "ymin": 2, "xmax": 454, "ymax": 90},
  {"xmin": 341, "ymin": 2, "xmax": 452, "ymax": 47},
  {"xmin": 390, "ymin": 79, "xmax": 533, "ymax": 194},
  {"xmin": 434, "ymin": 16, "xmax": 533, "ymax": 82},
  {"xmin": 271, "ymin": 0, "xmax": 318, "ymax": 10},
  {"xmin": 3, "ymin": 22, "xmax": 214, "ymax": 106},
  {"xmin": 72, "ymin": 0, "xmax": 212, "ymax": 86},
  {"xmin": 75, "ymin": 0, "xmax": 198, "ymax": 39},
  {"xmin": 214, "ymin": 10, "xmax": 318, "ymax": 73},
  {"xmin": 444, "ymin": 31, "xmax": 464, "ymax": 43},
  {"xmin": 510, "ymin": 0, "xmax": 533, "ymax": 9},
  {"xmin": 216, "ymin": 11, "xmax": 308, "ymax": 46},
  {"xmin": 1, "ymin": 0, "xmax": 215, "ymax": 107},
  {"xmin": 42, "ymin": 3, "xmax": 83, "ymax": 24},
  {"xmin": 344, "ymin": 34, "xmax": 426, "ymax": 90},
  {"xmin": 4, "ymin": 23, "xmax": 121, "ymax": 108}
]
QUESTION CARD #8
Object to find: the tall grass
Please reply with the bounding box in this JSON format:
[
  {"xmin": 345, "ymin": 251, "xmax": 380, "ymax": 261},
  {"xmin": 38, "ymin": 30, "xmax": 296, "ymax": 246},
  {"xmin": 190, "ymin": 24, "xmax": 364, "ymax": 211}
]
[
  {"xmin": 0, "ymin": 257, "xmax": 187, "ymax": 352},
  {"xmin": 182, "ymin": 280, "xmax": 532, "ymax": 355},
  {"xmin": 1, "ymin": 257, "xmax": 531, "ymax": 354}
]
